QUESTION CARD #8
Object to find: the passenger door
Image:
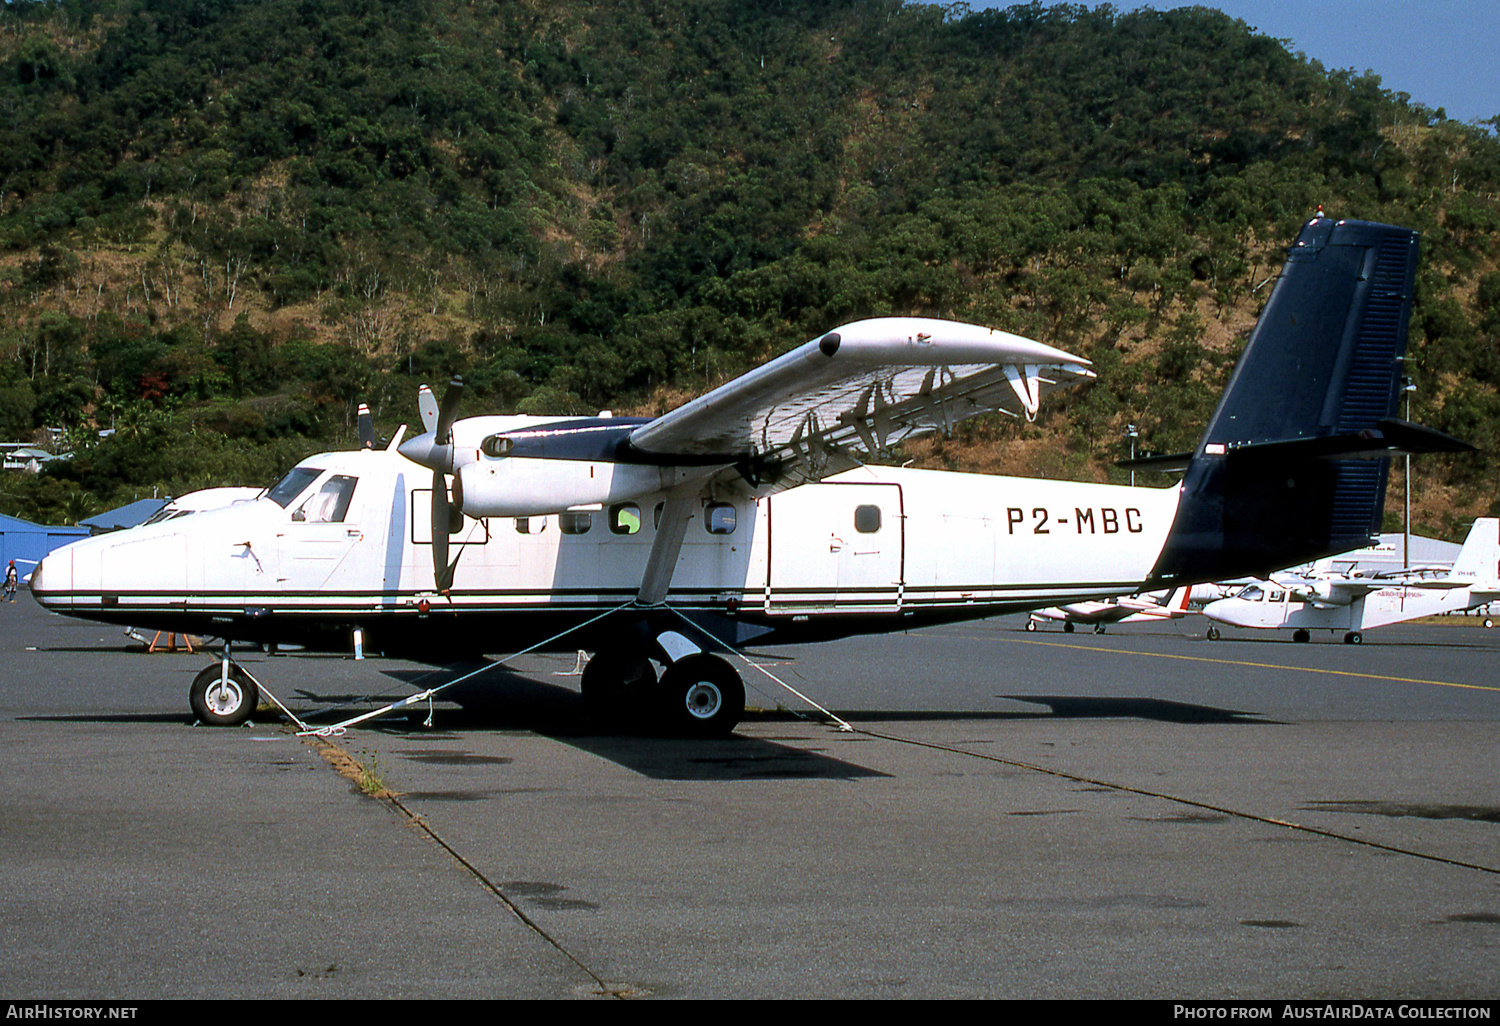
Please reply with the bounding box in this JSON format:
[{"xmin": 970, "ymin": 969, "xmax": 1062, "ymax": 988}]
[{"xmin": 767, "ymin": 482, "xmax": 903, "ymax": 614}]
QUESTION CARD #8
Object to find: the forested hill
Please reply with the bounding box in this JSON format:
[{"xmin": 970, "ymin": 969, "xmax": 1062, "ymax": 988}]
[{"xmin": 1, "ymin": 0, "xmax": 1498, "ymax": 535}]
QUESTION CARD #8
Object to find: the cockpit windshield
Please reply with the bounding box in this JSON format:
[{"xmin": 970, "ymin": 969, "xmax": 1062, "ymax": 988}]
[
  {"xmin": 1238, "ymin": 585, "xmax": 1265, "ymax": 601},
  {"xmin": 291, "ymin": 474, "xmax": 358, "ymax": 523},
  {"xmin": 268, "ymin": 467, "xmax": 323, "ymax": 508}
]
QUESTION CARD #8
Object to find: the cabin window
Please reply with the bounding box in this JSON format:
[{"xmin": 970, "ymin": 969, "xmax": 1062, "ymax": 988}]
[
  {"xmin": 268, "ymin": 467, "xmax": 322, "ymax": 508},
  {"xmin": 293, "ymin": 475, "xmax": 357, "ymax": 523},
  {"xmin": 1269, "ymin": 589, "xmax": 1286, "ymax": 603},
  {"xmin": 854, "ymin": 504, "xmax": 882, "ymax": 534},
  {"xmin": 705, "ymin": 503, "xmax": 736, "ymax": 535},
  {"xmin": 559, "ymin": 511, "xmax": 593, "ymax": 535},
  {"xmin": 1239, "ymin": 585, "xmax": 1264, "ymax": 601},
  {"xmin": 515, "ymin": 517, "xmax": 547, "ymax": 535},
  {"xmin": 610, "ymin": 503, "xmax": 642, "ymax": 535}
]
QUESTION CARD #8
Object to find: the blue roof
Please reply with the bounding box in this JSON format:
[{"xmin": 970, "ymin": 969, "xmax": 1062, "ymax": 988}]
[
  {"xmin": 0, "ymin": 512, "xmax": 87, "ymax": 534},
  {"xmin": 79, "ymin": 498, "xmax": 168, "ymax": 532}
]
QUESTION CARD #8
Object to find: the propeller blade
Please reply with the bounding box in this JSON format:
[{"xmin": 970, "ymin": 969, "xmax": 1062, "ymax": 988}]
[
  {"xmin": 432, "ymin": 470, "xmax": 454, "ymax": 592},
  {"xmin": 418, "ymin": 385, "xmax": 439, "ymax": 434},
  {"xmin": 435, "ymin": 376, "xmax": 464, "ymax": 445},
  {"xmin": 357, "ymin": 403, "xmax": 375, "ymax": 449}
]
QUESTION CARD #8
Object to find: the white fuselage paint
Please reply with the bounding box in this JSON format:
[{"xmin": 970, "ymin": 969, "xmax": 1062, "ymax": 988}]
[{"xmin": 32, "ymin": 447, "xmax": 1183, "ymax": 632}]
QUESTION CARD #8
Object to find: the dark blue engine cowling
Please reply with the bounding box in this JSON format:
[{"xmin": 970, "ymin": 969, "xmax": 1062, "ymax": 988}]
[{"xmin": 1150, "ymin": 217, "xmax": 1422, "ymax": 583}]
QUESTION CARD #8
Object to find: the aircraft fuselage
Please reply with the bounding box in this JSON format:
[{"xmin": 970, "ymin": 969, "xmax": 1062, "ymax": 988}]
[{"xmin": 32, "ymin": 448, "xmax": 1181, "ymax": 655}]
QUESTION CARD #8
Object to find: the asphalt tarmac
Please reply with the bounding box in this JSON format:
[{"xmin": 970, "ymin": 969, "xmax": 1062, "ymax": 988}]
[{"xmin": 1, "ymin": 594, "xmax": 1497, "ymax": 1000}]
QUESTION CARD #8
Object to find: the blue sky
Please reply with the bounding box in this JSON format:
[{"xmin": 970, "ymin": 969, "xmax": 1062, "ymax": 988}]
[{"xmin": 969, "ymin": 1, "xmax": 1500, "ymax": 126}]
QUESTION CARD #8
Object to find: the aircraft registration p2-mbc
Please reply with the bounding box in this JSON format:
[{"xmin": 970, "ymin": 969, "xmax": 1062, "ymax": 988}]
[{"xmin": 30, "ymin": 215, "xmax": 1474, "ymax": 736}]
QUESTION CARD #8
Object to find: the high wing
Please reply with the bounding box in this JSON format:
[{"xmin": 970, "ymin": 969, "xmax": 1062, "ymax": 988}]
[
  {"xmin": 1275, "ymin": 576, "xmax": 1378, "ymax": 607},
  {"xmin": 626, "ymin": 317, "xmax": 1093, "ymax": 489}
]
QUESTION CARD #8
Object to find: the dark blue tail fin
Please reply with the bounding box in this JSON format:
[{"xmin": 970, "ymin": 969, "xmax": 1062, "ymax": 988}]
[{"xmin": 1147, "ymin": 216, "xmax": 1469, "ymax": 583}]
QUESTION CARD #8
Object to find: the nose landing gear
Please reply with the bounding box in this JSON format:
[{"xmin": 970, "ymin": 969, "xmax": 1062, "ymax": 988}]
[{"xmin": 189, "ymin": 663, "xmax": 259, "ymax": 726}]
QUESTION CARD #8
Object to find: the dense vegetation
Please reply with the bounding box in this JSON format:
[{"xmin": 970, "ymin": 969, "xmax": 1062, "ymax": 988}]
[{"xmin": 0, "ymin": 0, "xmax": 1497, "ymax": 536}]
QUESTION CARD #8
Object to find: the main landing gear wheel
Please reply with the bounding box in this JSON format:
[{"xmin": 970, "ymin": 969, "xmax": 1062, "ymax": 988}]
[
  {"xmin": 1206, "ymin": 626, "xmax": 1221, "ymax": 641},
  {"xmin": 581, "ymin": 653, "xmax": 658, "ymax": 728},
  {"xmin": 657, "ymin": 654, "xmax": 744, "ymax": 738},
  {"xmin": 1292, "ymin": 629, "xmax": 1311, "ymax": 644},
  {"xmin": 190, "ymin": 664, "xmax": 258, "ymax": 726},
  {"xmin": 1343, "ymin": 631, "xmax": 1363, "ymax": 645},
  {"xmin": 1485, "ymin": 618, "xmax": 1495, "ymax": 630},
  {"xmin": 1063, "ymin": 621, "xmax": 1075, "ymax": 634},
  {"xmin": 1025, "ymin": 620, "xmax": 1037, "ymax": 632}
]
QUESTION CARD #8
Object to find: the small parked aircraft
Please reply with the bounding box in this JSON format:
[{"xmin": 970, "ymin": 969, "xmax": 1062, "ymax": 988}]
[
  {"xmin": 1025, "ymin": 586, "xmax": 1192, "ymax": 634},
  {"xmin": 1202, "ymin": 518, "xmax": 1500, "ymax": 643},
  {"xmin": 31, "ymin": 215, "xmax": 1470, "ymax": 735}
]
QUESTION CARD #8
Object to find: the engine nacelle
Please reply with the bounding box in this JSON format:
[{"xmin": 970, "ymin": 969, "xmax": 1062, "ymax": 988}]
[
  {"xmin": 1291, "ymin": 580, "xmax": 1353, "ymax": 606},
  {"xmin": 456, "ymin": 457, "xmax": 699, "ymax": 518}
]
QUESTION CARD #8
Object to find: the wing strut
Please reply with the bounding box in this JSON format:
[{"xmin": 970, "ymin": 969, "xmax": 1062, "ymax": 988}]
[{"xmin": 636, "ymin": 490, "xmax": 697, "ymax": 606}]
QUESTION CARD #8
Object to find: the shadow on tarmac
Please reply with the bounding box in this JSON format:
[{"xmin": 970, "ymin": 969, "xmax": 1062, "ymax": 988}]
[
  {"xmin": 308, "ymin": 666, "xmax": 892, "ymax": 781},
  {"xmin": 999, "ymin": 695, "xmax": 1276, "ymax": 724}
]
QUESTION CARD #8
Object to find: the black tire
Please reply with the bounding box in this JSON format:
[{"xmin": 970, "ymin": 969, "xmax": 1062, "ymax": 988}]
[
  {"xmin": 657, "ymin": 654, "xmax": 744, "ymax": 738},
  {"xmin": 1063, "ymin": 621, "xmax": 1075, "ymax": 634},
  {"xmin": 1093, "ymin": 624, "xmax": 1106, "ymax": 635},
  {"xmin": 1206, "ymin": 626, "xmax": 1220, "ymax": 641},
  {"xmin": 1293, "ymin": 629, "xmax": 1311, "ymax": 644},
  {"xmin": 1344, "ymin": 631, "xmax": 1362, "ymax": 645},
  {"xmin": 1484, "ymin": 618, "xmax": 1494, "ymax": 630},
  {"xmin": 1025, "ymin": 620, "xmax": 1037, "ymax": 632},
  {"xmin": 190, "ymin": 664, "xmax": 259, "ymax": 726},
  {"xmin": 580, "ymin": 652, "xmax": 657, "ymax": 727}
]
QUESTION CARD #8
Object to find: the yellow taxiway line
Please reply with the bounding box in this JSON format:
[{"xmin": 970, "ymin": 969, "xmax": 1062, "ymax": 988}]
[{"xmin": 942, "ymin": 634, "xmax": 1500, "ymax": 694}]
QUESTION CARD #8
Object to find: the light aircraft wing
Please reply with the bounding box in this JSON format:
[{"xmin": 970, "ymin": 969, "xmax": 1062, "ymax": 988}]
[{"xmin": 627, "ymin": 317, "xmax": 1093, "ymax": 489}]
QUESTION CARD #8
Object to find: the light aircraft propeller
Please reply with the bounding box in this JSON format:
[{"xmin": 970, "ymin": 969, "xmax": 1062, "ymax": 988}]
[{"xmin": 398, "ymin": 376, "xmax": 466, "ymax": 592}]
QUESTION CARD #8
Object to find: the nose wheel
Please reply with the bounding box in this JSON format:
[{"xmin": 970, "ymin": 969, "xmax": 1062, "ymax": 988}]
[{"xmin": 189, "ymin": 663, "xmax": 259, "ymax": 726}]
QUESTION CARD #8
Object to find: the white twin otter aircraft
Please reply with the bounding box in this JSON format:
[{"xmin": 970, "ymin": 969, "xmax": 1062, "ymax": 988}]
[{"xmin": 31, "ymin": 215, "xmax": 1471, "ymax": 736}]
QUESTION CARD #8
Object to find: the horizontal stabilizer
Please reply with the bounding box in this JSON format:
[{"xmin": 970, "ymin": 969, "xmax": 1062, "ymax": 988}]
[
  {"xmin": 1223, "ymin": 419, "xmax": 1473, "ymax": 462},
  {"xmin": 1116, "ymin": 451, "xmax": 1193, "ymax": 473},
  {"xmin": 1119, "ymin": 419, "xmax": 1470, "ymax": 475}
]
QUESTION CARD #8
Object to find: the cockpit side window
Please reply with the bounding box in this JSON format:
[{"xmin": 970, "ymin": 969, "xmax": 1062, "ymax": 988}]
[
  {"xmin": 268, "ymin": 467, "xmax": 323, "ymax": 508},
  {"xmin": 1239, "ymin": 585, "xmax": 1264, "ymax": 601},
  {"xmin": 292, "ymin": 475, "xmax": 358, "ymax": 523}
]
